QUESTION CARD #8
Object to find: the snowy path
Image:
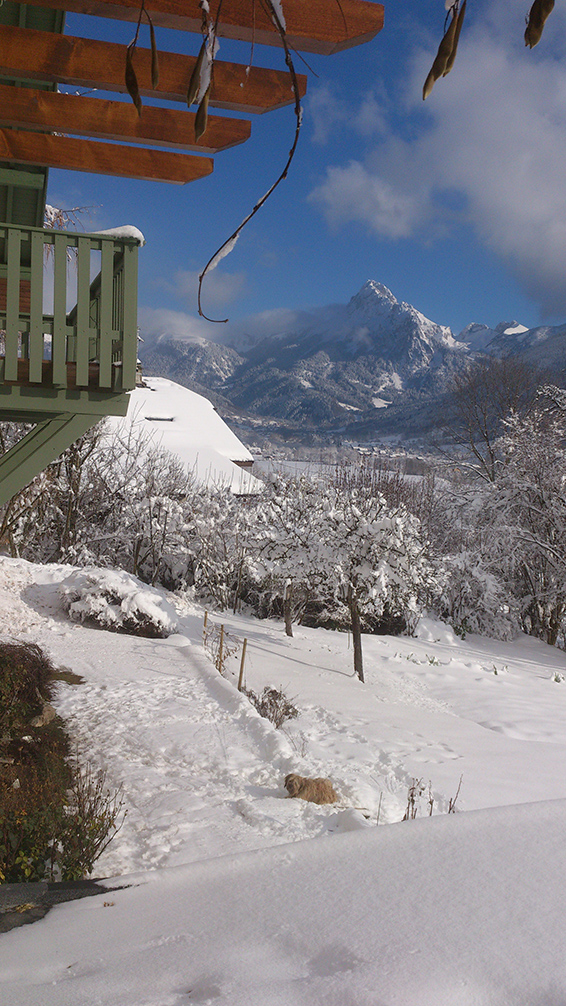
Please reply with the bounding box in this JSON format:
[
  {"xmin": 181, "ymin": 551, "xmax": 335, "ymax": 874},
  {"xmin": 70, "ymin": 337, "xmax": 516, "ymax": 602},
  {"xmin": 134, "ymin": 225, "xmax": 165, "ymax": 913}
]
[{"xmin": 2, "ymin": 555, "xmax": 566, "ymax": 879}]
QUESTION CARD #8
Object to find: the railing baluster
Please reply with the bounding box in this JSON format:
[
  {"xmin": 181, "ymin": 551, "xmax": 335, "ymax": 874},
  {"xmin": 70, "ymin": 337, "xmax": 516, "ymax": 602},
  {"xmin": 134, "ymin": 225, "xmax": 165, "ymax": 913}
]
[
  {"xmin": 28, "ymin": 230, "xmax": 44, "ymax": 383},
  {"xmin": 52, "ymin": 232, "xmax": 68, "ymax": 386},
  {"xmin": 121, "ymin": 242, "xmax": 138, "ymax": 392},
  {"xmin": 5, "ymin": 228, "xmax": 21, "ymax": 382},
  {"xmin": 98, "ymin": 240, "xmax": 114, "ymax": 388},
  {"xmin": 75, "ymin": 236, "xmax": 91, "ymax": 387}
]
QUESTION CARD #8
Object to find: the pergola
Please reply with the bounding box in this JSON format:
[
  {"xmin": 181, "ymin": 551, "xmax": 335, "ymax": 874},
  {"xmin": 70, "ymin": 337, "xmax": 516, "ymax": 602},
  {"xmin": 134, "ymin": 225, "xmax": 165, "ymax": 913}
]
[{"xmin": 0, "ymin": 0, "xmax": 384, "ymax": 504}]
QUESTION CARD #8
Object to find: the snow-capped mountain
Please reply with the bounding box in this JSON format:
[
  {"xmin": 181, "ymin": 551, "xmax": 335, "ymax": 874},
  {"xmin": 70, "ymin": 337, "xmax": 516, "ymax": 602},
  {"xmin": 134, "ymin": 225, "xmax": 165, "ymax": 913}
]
[
  {"xmin": 456, "ymin": 320, "xmax": 529, "ymax": 353},
  {"xmin": 139, "ymin": 281, "xmax": 564, "ymax": 438},
  {"xmin": 140, "ymin": 282, "xmax": 470, "ymax": 433}
]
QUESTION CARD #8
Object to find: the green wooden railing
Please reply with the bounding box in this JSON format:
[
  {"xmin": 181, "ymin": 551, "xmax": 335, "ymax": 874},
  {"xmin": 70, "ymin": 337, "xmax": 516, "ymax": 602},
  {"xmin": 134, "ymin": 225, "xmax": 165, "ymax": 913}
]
[{"xmin": 0, "ymin": 224, "xmax": 139, "ymax": 394}]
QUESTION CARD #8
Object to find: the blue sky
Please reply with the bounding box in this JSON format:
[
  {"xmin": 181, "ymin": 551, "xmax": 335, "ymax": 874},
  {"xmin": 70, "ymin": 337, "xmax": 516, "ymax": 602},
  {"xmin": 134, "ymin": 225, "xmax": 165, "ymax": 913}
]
[{"xmin": 47, "ymin": 0, "xmax": 566, "ymax": 342}]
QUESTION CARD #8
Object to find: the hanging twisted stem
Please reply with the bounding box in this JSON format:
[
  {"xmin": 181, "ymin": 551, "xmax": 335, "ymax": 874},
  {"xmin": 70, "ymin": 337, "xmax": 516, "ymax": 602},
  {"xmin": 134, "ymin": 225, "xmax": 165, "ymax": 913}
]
[{"xmin": 197, "ymin": 0, "xmax": 303, "ymax": 323}]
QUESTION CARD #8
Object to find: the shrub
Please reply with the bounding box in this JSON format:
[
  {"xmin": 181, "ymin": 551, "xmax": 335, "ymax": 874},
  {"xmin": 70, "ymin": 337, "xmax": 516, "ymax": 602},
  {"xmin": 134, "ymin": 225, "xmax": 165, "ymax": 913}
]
[
  {"xmin": 243, "ymin": 686, "xmax": 299, "ymax": 729},
  {"xmin": 0, "ymin": 642, "xmax": 55, "ymax": 735},
  {"xmin": 0, "ymin": 761, "xmax": 124, "ymax": 883},
  {"xmin": 59, "ymin": 567, "xmax": 178, "ymax": 638},
  {"xmin": 0, "ymin": 772, "xmax": 63, "ymax": 882},
  {"xmin": 0, "ymin": 640, "xmax": 125, "ymax": 883},
  {"xmin": 57, "ymin": 761, "xmax": 125, "ymax": 881}
]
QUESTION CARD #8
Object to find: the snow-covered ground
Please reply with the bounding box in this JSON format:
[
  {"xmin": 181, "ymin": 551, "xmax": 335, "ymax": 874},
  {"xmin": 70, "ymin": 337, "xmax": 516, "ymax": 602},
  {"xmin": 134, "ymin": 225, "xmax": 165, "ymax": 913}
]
[{"xmin": 1, "ymin": 555, "xmax": 566, "ymax": 1004}]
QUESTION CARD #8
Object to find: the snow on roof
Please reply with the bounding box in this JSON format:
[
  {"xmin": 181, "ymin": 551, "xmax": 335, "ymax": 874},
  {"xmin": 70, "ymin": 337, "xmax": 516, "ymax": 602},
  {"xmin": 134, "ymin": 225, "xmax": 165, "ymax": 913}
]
[{"xmin": 109, "ymin": 377, "xmax": 263, "ymax": 495}]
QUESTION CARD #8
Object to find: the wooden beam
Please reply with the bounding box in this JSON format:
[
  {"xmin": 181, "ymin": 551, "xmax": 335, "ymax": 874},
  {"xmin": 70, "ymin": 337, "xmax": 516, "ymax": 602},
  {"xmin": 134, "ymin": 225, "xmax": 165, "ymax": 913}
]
[
  {"xmin": 0, "ymin": 83, "xmax": 251, "ymax": 153},
  {"xmin": 0, "ymin": 25, "xmax": 306, "ymax": 114},
  {"xmin": 10, "ymin": 0, "xmax": 385, "ymax": 54},
  {"xmin": 0, "ymin": 129, "xmax": 214, "ymax": 184}
]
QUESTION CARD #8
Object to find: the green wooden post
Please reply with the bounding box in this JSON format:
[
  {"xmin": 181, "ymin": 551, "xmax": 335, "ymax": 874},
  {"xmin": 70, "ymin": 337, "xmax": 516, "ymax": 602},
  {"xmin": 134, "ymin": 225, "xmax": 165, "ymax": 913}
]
[
  {"xmin": 98, "ymin": 240, "xmax": 114, "ymax": 388},
  {"xmin": 5, "ymin": 227, "xmax": 21, "ymax": 382},
  {"xmin": 52, "ymin": 231, "xmax": 68, "ymax": 386},
  {"xmin": 121, "ymin": 241, "xmax": 139, "ymax": 391},
  {"xmin": 75, "ymin": 237, "xmax": 91, "ymax": 387},
  {"xmin": 29, "ymin": 229, "xmax": 44, "ymax": 383}
]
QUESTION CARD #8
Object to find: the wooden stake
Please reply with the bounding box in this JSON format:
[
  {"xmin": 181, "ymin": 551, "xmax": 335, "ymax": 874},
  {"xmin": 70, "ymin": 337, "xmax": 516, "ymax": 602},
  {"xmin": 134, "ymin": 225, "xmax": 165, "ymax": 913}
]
[
  {"xmin": 218, "ymin": 624, "xmax": 224, "ymax": 673},
  {"xmin": 238, "ymin": 638, "xmax": 248, "ymax": 691}
]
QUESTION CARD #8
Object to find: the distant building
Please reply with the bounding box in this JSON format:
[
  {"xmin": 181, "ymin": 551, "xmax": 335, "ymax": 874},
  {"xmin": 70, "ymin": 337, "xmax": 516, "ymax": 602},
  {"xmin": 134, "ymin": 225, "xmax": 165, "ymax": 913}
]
[{"xmin": 107, "ymin": 377, "xmax": 263, "ymax": 495}]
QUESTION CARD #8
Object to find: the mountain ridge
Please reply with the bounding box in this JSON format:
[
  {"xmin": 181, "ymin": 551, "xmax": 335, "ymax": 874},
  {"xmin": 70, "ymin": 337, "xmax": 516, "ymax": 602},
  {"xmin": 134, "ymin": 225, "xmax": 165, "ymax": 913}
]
[{"xmin": 139, "ymin": 281, "xmax": 565, "ymax": 440}]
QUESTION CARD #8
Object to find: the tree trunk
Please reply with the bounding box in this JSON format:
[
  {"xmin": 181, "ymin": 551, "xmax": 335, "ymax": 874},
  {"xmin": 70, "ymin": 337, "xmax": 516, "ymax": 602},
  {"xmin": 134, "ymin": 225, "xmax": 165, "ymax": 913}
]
[
  {"xmin": 347, "ymin": 585, "xmax": 364, "ymax": 682},
  {"xmin": 284, "ymin": 579, "xmax": 293, "ymax": 637}
]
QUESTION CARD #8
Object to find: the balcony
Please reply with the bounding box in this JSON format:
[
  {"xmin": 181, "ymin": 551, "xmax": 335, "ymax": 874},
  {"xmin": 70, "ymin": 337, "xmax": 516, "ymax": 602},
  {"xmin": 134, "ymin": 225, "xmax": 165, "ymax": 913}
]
[
  {"xmin": 0, "ymin": 222, "xmax": 140, "ymax": 506},
  {"xmin": 0, "ymin": 222, "xmax": 140, "ymax": 422}
]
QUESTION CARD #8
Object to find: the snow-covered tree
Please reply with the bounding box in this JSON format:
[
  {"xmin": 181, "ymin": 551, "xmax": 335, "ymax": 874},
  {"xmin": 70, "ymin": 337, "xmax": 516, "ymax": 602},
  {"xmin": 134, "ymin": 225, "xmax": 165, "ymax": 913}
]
[
  {"xmin": 443, "ymin": 357, "xmax": 546, "ymax": 483},
  {"xmin": 317, "ymin": 487, "xmax": 434, "ymax": 681},
  {"xmin": 254, "ymin": 476, "xmax": 329, "ymax": 636},
  {"xmin": 491, "ymin": 405, "xmax": 566, "ymax": 645}
]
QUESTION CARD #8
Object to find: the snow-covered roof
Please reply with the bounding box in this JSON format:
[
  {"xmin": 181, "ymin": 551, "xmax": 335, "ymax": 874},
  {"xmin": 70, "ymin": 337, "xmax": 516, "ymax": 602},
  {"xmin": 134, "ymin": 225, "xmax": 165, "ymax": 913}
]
[{"xmin": 108, "ymin": 377, "xmax": 263, "ymax": 495}]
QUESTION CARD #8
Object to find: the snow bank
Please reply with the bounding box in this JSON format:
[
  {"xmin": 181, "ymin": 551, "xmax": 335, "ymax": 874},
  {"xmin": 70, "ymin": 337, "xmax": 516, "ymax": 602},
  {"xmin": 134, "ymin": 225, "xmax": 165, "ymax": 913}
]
[
  {"xmin": 2, "ymin": 556, "xmax": 566, "ymax": 1003},
  {"xmin": 2, "ymin": 800, "xmax": 566, "ymax": 1005}
]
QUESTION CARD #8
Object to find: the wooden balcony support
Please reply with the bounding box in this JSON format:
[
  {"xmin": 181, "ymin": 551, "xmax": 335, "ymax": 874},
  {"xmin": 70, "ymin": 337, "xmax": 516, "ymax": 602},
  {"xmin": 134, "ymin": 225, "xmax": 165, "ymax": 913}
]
[
  {"xmin": 0, "ymin": 24, "xmax": 307, "ymax": 114},
  {"xmin": 0, "ymin": 412, "xmax": 97, "ymax": 506},
  {"xmin": 10, "ymin": 0, "xmax": 385, "ymax": 54},
  {"xmin": 0, "ymin": 83, "xmax": 252, "ymax": 153},
  {"xmin": 0, "ymin": 129, "xmax": 214, "ymax": 184}
]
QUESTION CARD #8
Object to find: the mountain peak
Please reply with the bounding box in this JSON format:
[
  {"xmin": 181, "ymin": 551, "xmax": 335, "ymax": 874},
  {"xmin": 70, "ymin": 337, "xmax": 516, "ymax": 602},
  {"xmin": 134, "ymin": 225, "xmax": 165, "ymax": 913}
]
[{"xmin": 348, "ymin": 280, "xmax": 397, "ymax": 316}]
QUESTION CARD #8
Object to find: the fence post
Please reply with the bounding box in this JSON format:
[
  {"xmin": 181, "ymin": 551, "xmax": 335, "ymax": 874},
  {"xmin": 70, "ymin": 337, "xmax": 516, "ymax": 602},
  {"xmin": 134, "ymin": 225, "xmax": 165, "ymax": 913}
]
[
  {"xmin": 238, "ymin": 638, "xmax": 248, "ymax": 691},
  {"xmin": 217, "ymin": 624, "xmax": 224, "ymax": 673}
]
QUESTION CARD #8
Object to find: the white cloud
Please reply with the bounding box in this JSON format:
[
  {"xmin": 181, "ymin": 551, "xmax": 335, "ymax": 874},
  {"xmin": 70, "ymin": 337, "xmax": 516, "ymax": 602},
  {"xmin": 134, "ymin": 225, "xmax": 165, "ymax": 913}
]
[
  {"xmin": 158, "ymin": 268, "xmax": 247, "ymax": 311},
  {"xmin": 310, "ymin": 160, "xmax": 426, "ymax": 239},
  {"xmin": 353, "ymin": 90, "xmax": 389, "ymax": 138},
  {"xmin": 307, "ymin": 83, "xmax": 348, "ymax": 145},
  {"xmin": 138, "ymin": 307, "xmax": 212, "ymax": 345},
  {"xmin": 308, "ymin": 84, "xmax": 388, "ymax": 145},
  {"xmin": 138, "ymin": 304, "xmax": 307, "ymax": 352},
  {"xmin": 310, "ymin": 1, "xmax": 566, "ymax": 315}
]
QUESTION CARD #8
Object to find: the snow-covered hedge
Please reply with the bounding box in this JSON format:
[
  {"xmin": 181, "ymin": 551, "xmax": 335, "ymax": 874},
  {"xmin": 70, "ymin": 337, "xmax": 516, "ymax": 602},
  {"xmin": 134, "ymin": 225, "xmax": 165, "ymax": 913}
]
[{"xmin": 59, "ymin": 568, "xmax": 178, "ymax": 638}]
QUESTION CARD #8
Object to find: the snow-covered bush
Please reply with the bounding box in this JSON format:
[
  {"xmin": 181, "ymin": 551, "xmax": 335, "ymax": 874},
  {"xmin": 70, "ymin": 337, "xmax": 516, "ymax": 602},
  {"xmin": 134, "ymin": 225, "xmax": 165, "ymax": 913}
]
[
  {"xmin": 59, "ymin": 568, "xmax": 178, "ymax": 638},
  {"xmin": 440, "ymin": 551, "xmax": 519, "ymax": 640}
]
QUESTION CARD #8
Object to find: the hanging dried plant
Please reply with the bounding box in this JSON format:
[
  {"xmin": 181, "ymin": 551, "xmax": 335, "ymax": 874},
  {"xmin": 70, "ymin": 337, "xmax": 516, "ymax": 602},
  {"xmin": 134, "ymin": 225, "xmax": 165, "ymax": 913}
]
[
  {"xmin": 125, "ymin": 43, "xmax": 143, "ymax": 116},
  {"xmin": 197, "ymin": 0, "xmax": 303, "ymax": 322},
  {"xmin": 194, "ymin": 83, "xmax": 211, "ymax": 140},
  {"xmin": 125, "ymin": 0, "xmax": 159, "ymax": 116},
  {"xmin": 423, "ymin": 0, "xmax": 466, "ymax": 101},
  {"xmin": 149, "ymin": 17, "xmax": 159, "ymax": 89},
  {"xmin": 187, "ymin": 0, "xmax": 223, "ymax": 143},
  {"xmin": 525, "ymin": 0, "xmax": 555, "ymax": 48},
  {"xmin": 187, "ymin": 41, "xmax": 207, "ymax": 107}
]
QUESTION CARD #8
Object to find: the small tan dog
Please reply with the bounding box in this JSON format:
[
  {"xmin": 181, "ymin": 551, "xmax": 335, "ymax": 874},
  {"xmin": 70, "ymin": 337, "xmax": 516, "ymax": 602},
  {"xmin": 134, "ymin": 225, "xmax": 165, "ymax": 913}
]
[{"xmin": 284, "ymin": 773, "xmax": 337, "ymax": 805}]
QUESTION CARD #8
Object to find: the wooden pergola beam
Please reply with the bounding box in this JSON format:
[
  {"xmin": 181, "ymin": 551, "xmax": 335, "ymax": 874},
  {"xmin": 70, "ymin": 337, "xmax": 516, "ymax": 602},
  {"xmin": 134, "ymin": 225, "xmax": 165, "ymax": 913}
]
[
  {"xmin": 0, "ymin": 25, "xmax": 306, "ymax": 114},
  {"xmin": 0, "ymin": 83, "xmax": 251, "ymax": 153},
  {"xmin": 10, "ymin": 0, "xmax": 385, "ymax": 54},
  {"xmin": 0, "ymin": 128, "xmax": 214, "ymax": 183}
]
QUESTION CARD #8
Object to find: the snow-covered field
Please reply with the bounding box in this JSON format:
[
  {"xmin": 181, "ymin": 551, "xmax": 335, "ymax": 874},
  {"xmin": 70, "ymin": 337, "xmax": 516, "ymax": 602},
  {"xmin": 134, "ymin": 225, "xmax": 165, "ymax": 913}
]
[{"xmin": 1, "ymin": 555, "xmax": 566, "ymax": 1004}]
